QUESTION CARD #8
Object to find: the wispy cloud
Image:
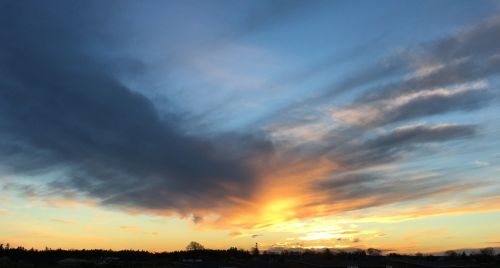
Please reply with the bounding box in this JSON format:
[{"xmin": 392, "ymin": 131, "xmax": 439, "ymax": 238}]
[
  {"xmin": 474, "ymin": 160, "xmax": 491, "ymax": 167},
  {"xmin": 50, "ymin": 219, "xmax": 77, "ymax": 225},
  {"xmin": 331, "ymin": 81, "xmax": 489, "ymax": 127},
  {"xmin": 0, "ymin": 208, "xmax": 10, "ymax": 216}
]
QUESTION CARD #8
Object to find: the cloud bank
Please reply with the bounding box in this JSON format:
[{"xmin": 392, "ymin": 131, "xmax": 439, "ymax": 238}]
[{"xmin": 0, "ymin": 1, "xmax": 273, "ymax": 216}]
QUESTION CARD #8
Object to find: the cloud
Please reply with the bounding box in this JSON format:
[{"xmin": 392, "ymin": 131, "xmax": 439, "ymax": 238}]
[
  {"xmin": 192, "ymin": 215, "xmax": 204, "ymax": 224},
  {"xmin": 0, "ymin": 208, "xmax": 10, "ymax": 216},
  {"xmin": 327, "ymin": 124, "xmax": 477, "ymax": 170},
  {"xmin": 50, "ymin": 219, "xmax": 77, "ymax": 225},
  {"xmin": 347, "ymin": 194, "xmax": 500, "ymax": 223},
  {"xmin": 364, "ymin": 124, "xmax": 475, "ymax": 150},
  {"xmin": 474, "ymin": 160, "xmax": 491, "ymax": 167},
  {"xmin": 0, "ymin": 1, "xmax": 273, "ymax": 217},
  {"xmin": 0, "ymin": 1, "xmax": 498, "ymax": 241},
  {"xmin": 332, "ymin": 81, "xmax": 491, "ymax": 127},
  {"xmin": 350, "ymin": 16, "xmax": 500, "ymax": 103},
  {"xmin": 314, "ymin": 171, "xmax": 482, "ymax": 213},
  {"xmin": 278, "ymin": 16, "xmax": 500, "ymax": 132},
  {"xmin": 120, "ymin": 225, "xmax": 141, "ymax": 233}
]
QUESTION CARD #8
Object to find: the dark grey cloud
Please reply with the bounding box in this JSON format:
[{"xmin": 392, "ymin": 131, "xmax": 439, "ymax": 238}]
[
  {"xmin": 192, "ymin": 215, "xmax": 203, "ymax": 224},
  {"xmin": 277, "ymin": 16, "xmax": 500, "ymax": 130},
  {"xmin": 428, "ymin": 16, "xmax": 500, "ymax": 63},
  {"xmin": 318, "ymin": 173, "xmax": 380, "ymax": 189},
  {"xmin": 366, "ymin": 124, "xmax": 476, "ymax": 148},
  {"xmin": 336, "ymin": 17, "xmax": 500, "ymax": 126},
  {"xmin": 0, "ymin": 1, "xmax": 273, "ymax": 214},
  {"xmin": 363, "ymin": 84, "xmax": 491, "ymax": 127},
  {"xmin": 330, "ymin": 124, "xmax": 477, "ymax": 169},
  {"xmin": 293, "ymin": 123, "xmax": 481, "ymax": 213},
  {"xmin": 325, "ymin": 81, "xmax": 492, "ymax": 129},
  {"xmin": 352, "ymin": 17, "xmax": 500, "ymax": 103},
  {"xmin": 359, "ymin": 55, "xmax": 500, "ymax": 104},
  {"xmin": 314, "ymin": 171, "xmax": 481, "ymax": 213}
]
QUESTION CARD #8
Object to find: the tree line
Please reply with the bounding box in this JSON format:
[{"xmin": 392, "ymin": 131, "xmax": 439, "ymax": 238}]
[{"xmin": 0, "ymin": 242, "xmax": 499, "ymax": 267}]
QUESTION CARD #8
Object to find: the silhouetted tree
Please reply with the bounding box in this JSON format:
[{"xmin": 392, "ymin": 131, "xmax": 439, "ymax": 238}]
[
  {"xmin": 352, "ymin": 249, "xmax": 366, "ymax": 257},
  {"xmin": 322, "ymin": 248, "xmax": 332, "ymax": 258},
  {"xmin": 367, "ymin": 248, "xmax": 382, "ymax": 256},
  {"xmin": 480, "ymin": 247, "xmax": 494, "ymax": 256},
  {"xmin": 445, "ymin": 250, "xmax": 458, "ymax": 257},
  {"xmin": 186, "ymin": 241, "xmax": 205, "ymax": 251}
]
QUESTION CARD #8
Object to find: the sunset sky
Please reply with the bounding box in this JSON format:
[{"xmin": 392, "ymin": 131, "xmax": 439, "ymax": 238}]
[{"xmin": 1, "ymin": 0, "xmax": 500, "ymax": 254}]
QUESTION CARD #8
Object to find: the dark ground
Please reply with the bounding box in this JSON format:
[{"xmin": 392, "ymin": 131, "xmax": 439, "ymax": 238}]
[{"xmin": 0, "ymin": 246, "xmax": 499, "ymax": 268}]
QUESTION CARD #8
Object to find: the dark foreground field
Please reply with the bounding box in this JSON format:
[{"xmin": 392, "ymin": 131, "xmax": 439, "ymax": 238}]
[{"xmin": 1, "ymin": 246, "xmax": 499, "ymax": 268}]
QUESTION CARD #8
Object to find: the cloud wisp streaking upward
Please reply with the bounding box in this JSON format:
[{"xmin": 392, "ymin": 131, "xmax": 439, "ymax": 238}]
[{"xmin": 0, "ymin": 0, "xmax": 499, "ymax": 251}]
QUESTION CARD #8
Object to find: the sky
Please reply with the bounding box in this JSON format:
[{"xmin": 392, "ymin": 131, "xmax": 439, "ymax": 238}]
[{"xmin": 1, "ymin": 0, "xmax": 500, "ymax": 254}]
